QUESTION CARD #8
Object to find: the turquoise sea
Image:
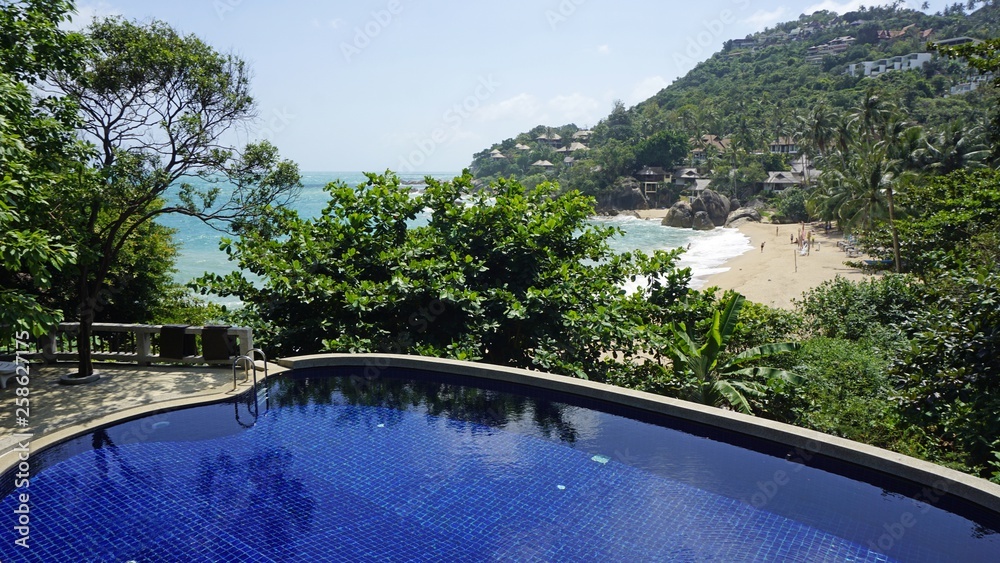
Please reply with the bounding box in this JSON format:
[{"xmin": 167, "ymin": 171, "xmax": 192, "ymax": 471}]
[{"xmin": 158, "ymin": 172, "xmax": 752, "ymax": 306}]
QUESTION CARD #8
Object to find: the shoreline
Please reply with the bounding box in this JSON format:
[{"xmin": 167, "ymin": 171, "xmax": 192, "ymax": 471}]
[
  {"xmin": 700, "ymin": 220, "xmax": 870, "ymax": 309},
  {"xmin": 613, "ymin": 209, "xmax": 871, "ymax": 309}
]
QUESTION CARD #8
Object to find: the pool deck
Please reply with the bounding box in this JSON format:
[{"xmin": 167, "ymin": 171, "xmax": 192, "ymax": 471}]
[{"xmin": 0, "ymin": 361, "xmax": 287, "ymax": 475}]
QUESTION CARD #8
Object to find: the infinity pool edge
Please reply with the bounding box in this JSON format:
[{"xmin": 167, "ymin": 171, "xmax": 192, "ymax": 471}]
[{"xmin": 278, "ymin": 353, "xmax": 1000, "ymax": 516}]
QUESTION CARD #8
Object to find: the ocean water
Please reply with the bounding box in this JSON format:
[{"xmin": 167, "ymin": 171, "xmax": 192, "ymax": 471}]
[{"xmin": 158, "ymin": 172, "xmax": 751, "ymax": 304}]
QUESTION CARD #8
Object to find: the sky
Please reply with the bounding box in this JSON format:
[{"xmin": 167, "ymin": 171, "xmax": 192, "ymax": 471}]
[{"xmin": 69, "ymin": 0, "xmax": 957, "ymax": 173}]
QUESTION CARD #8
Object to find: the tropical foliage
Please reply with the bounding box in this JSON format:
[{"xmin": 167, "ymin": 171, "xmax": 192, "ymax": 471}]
[
  {"xmin": 0, "ymin": 0, "xmax": 82, "ymax": 341},
  {"xmin": 469, "ymin": 4, "xmax": 1000, "ymax": 206},
  {"xmin": 31, "ymin": 16, "xmax": 301, "ymax": 377},
  {"xmin": 665, "ymin": 294, "xmax": 801, "ymax": 414},
  {"xmin": 197, "ymin": 172, "xmax": 701, "ymax": 381}
]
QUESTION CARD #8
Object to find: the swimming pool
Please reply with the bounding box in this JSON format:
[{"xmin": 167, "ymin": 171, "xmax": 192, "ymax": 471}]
[{"xmin": 1, "ymin": 359, "xmax": 999, "ymax": 561}]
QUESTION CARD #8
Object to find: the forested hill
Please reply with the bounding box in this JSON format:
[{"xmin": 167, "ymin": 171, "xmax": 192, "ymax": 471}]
[{"xmin": 469, "ymin": 3, "xmax": 1000, "ymax": 198}]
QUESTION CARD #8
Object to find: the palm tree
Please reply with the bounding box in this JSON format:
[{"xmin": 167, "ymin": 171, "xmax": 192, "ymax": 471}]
[
  {"xmin": 888, "ymin": 120, "xmax": 927, "ymax": 173},
  {"xmin": 919, "ymin": 121, "xmax": 990, "ymax": 174},
  {"xmin": 665, "ymin": 294, "xmax": 801, "ymax": 414},
  {"xmin": 798, "ymin": 102, "xmax": 839, "ymax": 162},
  {"xmin": 820, "ymin": 139, "xmax": 905, "ymax": 272},
  {"xmin": 848, "ymin": 90, "xmax": 893, "ymax": 141}
]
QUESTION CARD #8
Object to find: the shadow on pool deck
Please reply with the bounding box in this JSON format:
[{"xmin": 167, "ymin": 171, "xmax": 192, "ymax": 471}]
[{"xmin": 0, "ymin": 362, "xmax": 287, "ymax": 472}]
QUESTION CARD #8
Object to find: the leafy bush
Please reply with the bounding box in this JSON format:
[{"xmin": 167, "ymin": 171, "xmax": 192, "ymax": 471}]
[
  {"xmin": 795, "ymin": 274, "xmax": 920, "ymax": 339},
  {"xmin": 772, "ymin": 188, "xmax": 810, "ymax": 223},
  {"xmin": 199, "ymin": 172, "xmax": 696, "ymax": 381},
  {"xmin": 663, "ymin": 294, "xmax": 801, "ymax": 415},
  {"xmin": 894, "ymin": 269, "xmax": 1000, "ymax": 478},
  {"xmin": 784, "ymin": 336, "xmax": 914, "ymax": 451},
  {"xmin": 713, "ymin": 294, "xmax": 803, "ymax": 355}
]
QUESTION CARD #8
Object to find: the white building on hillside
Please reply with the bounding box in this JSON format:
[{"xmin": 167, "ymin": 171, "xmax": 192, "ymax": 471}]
[{"xmin": 847, "ymin": 52, "xmax": 932, "ymax": 78}]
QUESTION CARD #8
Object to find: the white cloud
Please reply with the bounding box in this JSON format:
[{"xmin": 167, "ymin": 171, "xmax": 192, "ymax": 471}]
[
  {"xmin": 547, "ymin": 93, "xmax": 602, "ymax": 124},
  {"xmin": 803, "ymin": 0, "xmax": 926, "ymax": 14},
  {"xmin": 474, "ymin": 92, "xmax": 603, "ymax": 129},
  {"xmin": 476, "ymin": 93, "xmax": 544, "ymax": 123},
  {"xmin": 311, "ymin": 17, "xmax": 347, "ymax": 30},
  {"xmin": 803, "ymin": 0, "xmax": 866, "ymax": 14},
  {"xmin": 627, "ymin": 76, "xmax": 669, "ymax": 105},
  {"xmin": 743, "ymin": 7, "xmax": 788, "ymax": 27},
  {"xmin": 597, "ymin": 44, "xmax": 610, "ymax": 55}
]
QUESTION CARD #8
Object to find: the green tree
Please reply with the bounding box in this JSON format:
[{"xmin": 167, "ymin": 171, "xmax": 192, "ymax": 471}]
[
  {"xmin": 633, "ymin": 129, "xmax": 689, "ymax": 169},
  {"xmin": 44, "ymin": 17, "xmax": 301, "ymax": 380},
  {"xmin": 665, "ymin": 294, "xmax": 801, "ymax": 414},
  {"xmin": 814, "ymin": 94, "xmax": 913, "ymax": 272},
  {"xmin": 895, "ymin": 269, "xmax": 1000, "ymax": 477},
  {"xmin": 868, "ymin": 169, "xmax": 1000, "ymax": 277},
  {"xmin": 591, "ymin": 139, "xmax": 637, "ymax": 187},
  {"xmin": 773, "ymin": 188, "xmax": 810, "ymax": 222},
  {"xmin": 932, "ymin": 37, "xmax": 1000, "ymax": 162},
  {"xmin": 919, "ymin": 121, "xmax": 990, "ymax": 174},
  {"xmin": 797, "ymin": 101, "xmax": 839, "ymax": 162},
  {"xmin": 198, "ymin": 172, "xmax": 693, "ymax": 381},
  {"xmin": 0, "ymin": 0, "xmax": 83, "ymax": 342}
]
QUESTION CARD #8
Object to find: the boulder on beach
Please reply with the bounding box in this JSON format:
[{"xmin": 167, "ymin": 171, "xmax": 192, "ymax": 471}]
[
  {"xmin": 692, "ymin": 211, "xmax": 715, "ymax": 231},
  {"xmin": 691, "ymin": 189, "xmax": 731, "ymax": 227},
  {"xmin": 598, "ymin": 177, "xmax": 647, "ymax": 212},
  {"xmin": 661, "ymin": 201, "xmax": 694, "ymax": 229},
  {"xmin": 724, "ymin": 207, "xmax": 762, "ymax": 228}
]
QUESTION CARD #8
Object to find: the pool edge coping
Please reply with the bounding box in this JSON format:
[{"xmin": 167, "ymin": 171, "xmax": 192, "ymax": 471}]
[
  {"xmin": 279, "ymin": 353, "xmax": 1000, "ymax": 515},
  {"xmin": 0, "ymin": 362, "xmax": 288, "ymax": 477}
]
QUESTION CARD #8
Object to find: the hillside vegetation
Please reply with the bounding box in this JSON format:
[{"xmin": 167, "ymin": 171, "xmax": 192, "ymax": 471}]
[{"xmin": 470, "ymin": 3, "xmax": 1000, "ymax": 204}]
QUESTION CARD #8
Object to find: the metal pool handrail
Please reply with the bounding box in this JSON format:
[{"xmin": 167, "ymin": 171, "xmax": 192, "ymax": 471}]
[{"xmin": 232, "ymin": 351, "xmax": 271, "ymax": 426}]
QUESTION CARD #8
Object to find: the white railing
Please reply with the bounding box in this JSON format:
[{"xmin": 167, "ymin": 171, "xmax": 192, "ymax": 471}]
[{"xmin": 14, "ymin": 323, "xmax": 253, "ymax": 366}]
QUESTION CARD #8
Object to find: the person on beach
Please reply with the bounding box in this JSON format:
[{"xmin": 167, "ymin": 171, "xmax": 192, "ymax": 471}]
[{"xmin": 761, "ymin": 242, "xmax": 765, "ymax": 252}]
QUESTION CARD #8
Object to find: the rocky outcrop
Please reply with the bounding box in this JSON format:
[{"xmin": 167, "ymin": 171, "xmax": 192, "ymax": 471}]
[
  {"xmin": 690, "ymin": 189, "xmax": 731, "ymax": 227},
  {"xmin": 692, "ymin": 211, "xmax": 715, "ymax": 231},
  {"xmin": 724, "ymin": 207, "xmax": 763, "ymax": 227},
  {"xmin": 661, "ymin": 201, "xmax": 694, "ymax": 229},
  {"xmin": 598, "ymin": 177, "xmax": 647, "ymax": 212}
]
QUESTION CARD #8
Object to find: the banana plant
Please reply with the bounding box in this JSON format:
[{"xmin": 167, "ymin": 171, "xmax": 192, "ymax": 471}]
[{"xmin": 667, "ymin": 293, "xmax": 802, "ymax": 414}]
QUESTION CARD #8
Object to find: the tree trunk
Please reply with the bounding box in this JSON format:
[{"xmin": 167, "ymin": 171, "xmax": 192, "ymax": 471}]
[{"xmin": 887, "ymin": 184, "xmax": 902, "ymax": 274}]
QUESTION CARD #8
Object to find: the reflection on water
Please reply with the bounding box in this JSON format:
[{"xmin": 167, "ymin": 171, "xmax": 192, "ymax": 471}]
[
  {"xmin": 273, "ymin": 370, "xmax": 580, "ymax": 444},
  {"xmin": 195, "ymin": 448, "xmax": 316, "ymax": 549}
]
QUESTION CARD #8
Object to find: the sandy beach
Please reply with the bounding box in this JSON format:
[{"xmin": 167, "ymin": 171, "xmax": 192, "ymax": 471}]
[{"xmin": 702, "ymin": 220, "xmax": 871, "ymax": 310}]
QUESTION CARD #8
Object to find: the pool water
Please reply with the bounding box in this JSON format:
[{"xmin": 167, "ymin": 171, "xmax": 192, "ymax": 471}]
[{"xmin": 1, "ymin": 367, "xmax": 998, "ymax": 561}]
